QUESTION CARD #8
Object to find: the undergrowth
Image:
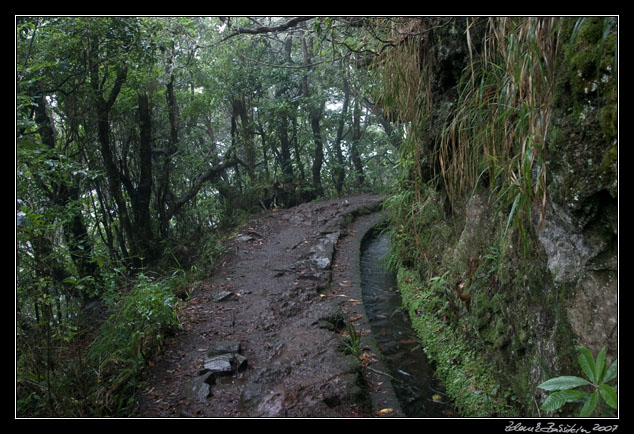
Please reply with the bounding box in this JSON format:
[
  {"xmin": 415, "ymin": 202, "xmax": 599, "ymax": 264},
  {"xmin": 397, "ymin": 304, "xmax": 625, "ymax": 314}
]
[
  {"xmin": 89, "ymin": 273, "xmax": 181, "ymax": 415},
  {"xmin": 16, "ymin": 270, "xmax": 185, "ymax": 417},
  {"xmin": 16, "ymin": 227, "xmax": 229, "ymax": 417},
  {"xmin": 17, "ymin": 201, "xmax": 247, "ymax": 417}
]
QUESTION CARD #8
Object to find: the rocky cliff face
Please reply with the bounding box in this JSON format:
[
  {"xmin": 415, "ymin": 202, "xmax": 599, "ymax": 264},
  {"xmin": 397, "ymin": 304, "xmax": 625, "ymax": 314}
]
[
  {"xmin": 543, "ymin": 17, "xmax": 618, "ymax": 363},
  {"xmin": 386, "ymin": 17, "xmax": 617, "ymax": 416}
]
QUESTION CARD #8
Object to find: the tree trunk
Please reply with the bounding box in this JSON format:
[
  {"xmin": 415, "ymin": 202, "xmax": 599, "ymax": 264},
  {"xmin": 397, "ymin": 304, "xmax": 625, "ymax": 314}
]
[
  {"xmin": 133, "ymin": 92, "xmax": 155, "ymax": 262},
  {"xmin": 31, "ymin": 84, "xmax": 97, "ymax": 286},
  {"xmin": 167, "ymin": 159, "xmax": 243, "ymax": 218},
  {"xmin": 351, "ymin": 99, "xmax": 365, "ymax": 188},
  {"xmin": 88, "ymin": 59, "xmax": 138, "ymax": 266},
  {"xmin": 302, "ymin": 35, "xmax": 325, "ymax": 197},
  {"xmin": 277, "ymin": 115, "xmax": 295, "ymax": 183},
  {"xmin": 232, "ymin": 97, "xmax": 256, "ymax": 178},
  {"xmin": 291, "ymin": 116, "xmax": 305, "ymax": 181},
  {"xmin": 157, "ymin": 74, "xmax": 180, "ymax": 237},
  {"xmin": 257, "ymin": 124, "xmax": 271, "ymax": 179},
  {"xmin": 332, "ymin": 73, "xmax": 350, "ymax": 195},
  {"xmin": 309, "ymin": 107, "xmax": 325, "ymax": 198}
]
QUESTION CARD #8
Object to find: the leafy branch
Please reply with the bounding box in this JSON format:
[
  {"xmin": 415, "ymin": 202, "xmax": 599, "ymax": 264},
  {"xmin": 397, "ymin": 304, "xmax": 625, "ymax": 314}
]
[{"xmin": 538, "ymin": 346, "xmax": 617, "ymax": 417}]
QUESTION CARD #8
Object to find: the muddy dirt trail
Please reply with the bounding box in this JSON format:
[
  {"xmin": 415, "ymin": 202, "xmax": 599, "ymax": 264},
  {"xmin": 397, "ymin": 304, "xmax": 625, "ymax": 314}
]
[{"xmin": 135, "ymin": 194, "xmax": 403, "ymax": 418}]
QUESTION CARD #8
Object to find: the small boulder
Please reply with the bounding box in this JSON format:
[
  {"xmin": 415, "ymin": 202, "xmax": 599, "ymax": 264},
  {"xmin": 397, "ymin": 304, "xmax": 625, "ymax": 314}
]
[
  {"xmin": 201, "ymin": 353, "xmax": 234, "ymax": 376},
  {"xmin": 208, "ymin": 340, "xmax": 241, "ymax": 357},
  {"xmin": 200, "ymin": 341, "xmax": 247, "ymax": 376},
  {"xmin": 184, "ymin": 372, "xmax": 214, "ymax": 401},
  {"xmin": 213, "ymin": 291, "xmax": 237, "ymax": 302},
  {"xmin": 233, "ymin": 353, "xmax": 248, "ymax": 371}
]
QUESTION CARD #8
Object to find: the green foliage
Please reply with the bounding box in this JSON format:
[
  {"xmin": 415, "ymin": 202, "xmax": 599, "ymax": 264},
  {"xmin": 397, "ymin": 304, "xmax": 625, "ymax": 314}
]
[
  {"xmin": 341, "ymin": 321, "xmax": 362, "ymax": 357},
  {"xmin": 383, "ymin": 183, "xmax": 450, "ymax": 276},
  {"xmin": 89, "ymin": 273, "xmax": 180, "ymax": 414},
  {"xmin": 16, "ymin": 267, "xmax": 185, "ymax": 416},
  {"xmin": 375, "ymin": 16, "xmax": 618, "ymax": 419},
  {"xmin": 14, "ymin": 15, "xmax": 403, "ymax": 416},
  {"xmin": 566, "ymin": 17, "xmax": 618, "ymax": 101},
  {"xmin": 442, "ymin": 18, "xmax": 560, "ymax": 238},
  {"xmin": 538, "ymin": 346, "xmax": 617, "ymax": 417}
]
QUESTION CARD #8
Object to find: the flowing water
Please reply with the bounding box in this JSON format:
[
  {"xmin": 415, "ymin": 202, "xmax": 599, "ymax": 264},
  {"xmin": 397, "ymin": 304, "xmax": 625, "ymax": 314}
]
[{"xmin": 360, "ymin": 230, "xmax": 453, "ymax": 417}]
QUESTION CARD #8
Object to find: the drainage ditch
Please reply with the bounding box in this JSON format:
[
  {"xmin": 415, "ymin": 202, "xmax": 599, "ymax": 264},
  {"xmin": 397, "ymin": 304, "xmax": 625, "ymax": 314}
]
[{"xmin": 360, "ymin": 228, "xmax": 455, "ymax": 417}]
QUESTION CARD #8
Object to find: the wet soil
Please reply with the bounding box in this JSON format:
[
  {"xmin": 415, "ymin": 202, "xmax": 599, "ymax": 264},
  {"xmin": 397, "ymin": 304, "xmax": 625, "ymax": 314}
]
[{"xmin": 135, "ymin": 194, "xmax": 396, "ymax": 418}]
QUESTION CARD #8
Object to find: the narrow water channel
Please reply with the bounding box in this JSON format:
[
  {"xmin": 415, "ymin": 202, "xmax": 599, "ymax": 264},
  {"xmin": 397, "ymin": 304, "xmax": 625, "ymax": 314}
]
[{"xmin": 360, "ymin": 230, "xmax": 453, "ymax": 417}]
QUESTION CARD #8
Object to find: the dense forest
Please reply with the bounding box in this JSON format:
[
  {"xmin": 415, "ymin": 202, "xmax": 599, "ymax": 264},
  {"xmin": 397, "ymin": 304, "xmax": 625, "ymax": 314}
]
[{"xmin": 16, "ymin": 16, "xmax": 617, "ymax": 418}]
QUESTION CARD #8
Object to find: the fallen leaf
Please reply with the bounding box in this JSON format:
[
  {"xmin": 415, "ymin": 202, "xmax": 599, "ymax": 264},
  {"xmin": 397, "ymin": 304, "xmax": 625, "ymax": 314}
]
[{"xmin": 377, "ymin": 408, "xmax": 393, "ymax": 416}]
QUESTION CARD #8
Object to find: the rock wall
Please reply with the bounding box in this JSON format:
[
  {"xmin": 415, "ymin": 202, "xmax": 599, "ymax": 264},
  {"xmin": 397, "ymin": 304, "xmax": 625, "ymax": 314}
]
[
  {"xmin": 543, "ymin": 17, "xmax": 618, "ymax": 363},
  {"xmin": 387, "ymin": 17, "xmax": 617, "ymax": 416}
]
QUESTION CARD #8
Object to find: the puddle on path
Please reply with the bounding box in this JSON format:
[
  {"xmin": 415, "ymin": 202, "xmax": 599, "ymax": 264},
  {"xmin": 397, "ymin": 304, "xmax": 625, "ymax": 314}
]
[{"xmin": 360, "ymin": 230, "xmax": 454, "ymax": 417}]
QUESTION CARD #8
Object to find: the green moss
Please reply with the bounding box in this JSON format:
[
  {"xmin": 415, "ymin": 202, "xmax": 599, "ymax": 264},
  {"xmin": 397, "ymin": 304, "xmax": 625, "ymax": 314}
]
[
  {"xmin": 547, "ymin": 15, "xmax": 617, "ymax": 214},
  {"xmin": 599, "ymin": 103, "xmax": 617, "ymax": 141},
  {"xmin": 577, "ymin": 17, "xmax": 604, "ymax": 42},
  {"xmin": 567, "ymin": 17, "xmax": 617, "ymax": 100},
  {"xmin": 397, "ymin": 267, "xmax": 513, "ymax": 416},
  {"xmin": 601, "ymin": 144, "xmax": 618, "ymax": 179}
]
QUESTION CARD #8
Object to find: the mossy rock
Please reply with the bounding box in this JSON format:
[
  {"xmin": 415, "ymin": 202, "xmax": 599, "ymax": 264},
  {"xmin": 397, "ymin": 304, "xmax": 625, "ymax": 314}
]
[
  {"xmin": 599, "ymin": 103, "xmax": 617, "ymax": 142},
  {"xmin": 566, "ymin": 17, "xmax": 617, "ymax": 100},
  {"xmin": 547, "ymin": 18, "xmax": 618, "ymax": 230}
]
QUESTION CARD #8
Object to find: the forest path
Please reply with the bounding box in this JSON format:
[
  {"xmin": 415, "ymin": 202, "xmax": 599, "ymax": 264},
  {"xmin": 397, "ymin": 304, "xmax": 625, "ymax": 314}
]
[{"xmin": 135, "ymin": 194, "xmax": 395, "ymax": 417}]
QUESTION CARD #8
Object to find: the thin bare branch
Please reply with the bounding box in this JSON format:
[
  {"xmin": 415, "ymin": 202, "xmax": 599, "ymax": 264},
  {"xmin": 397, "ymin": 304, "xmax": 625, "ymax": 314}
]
[{"xmin": 218, "ymin": 17, "xmax": 314, "ymax": 43}]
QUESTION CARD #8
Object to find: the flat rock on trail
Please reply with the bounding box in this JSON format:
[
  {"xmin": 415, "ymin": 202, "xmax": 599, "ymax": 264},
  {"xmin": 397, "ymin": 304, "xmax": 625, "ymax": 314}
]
[{"xmin": 135, "ymin": 194, "xmax": 390, "ymax": 417}]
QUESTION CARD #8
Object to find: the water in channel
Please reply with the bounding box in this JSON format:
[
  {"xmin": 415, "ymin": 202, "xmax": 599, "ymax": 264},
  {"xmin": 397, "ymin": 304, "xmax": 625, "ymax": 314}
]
[{"xmin": 360, "ymin": 230, "xmax": 453, "ymax": 417}]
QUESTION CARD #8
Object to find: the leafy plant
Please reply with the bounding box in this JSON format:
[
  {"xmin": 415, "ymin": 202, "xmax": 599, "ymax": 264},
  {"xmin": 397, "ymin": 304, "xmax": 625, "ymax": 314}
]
[
  {"xmin": 89, "ymin": 274, "xmax": 180, "ymax": 413},
  {"xmin": 538, "ymin": 346, "xmax": 617, "ymax": 417},
  {"xmin": 342, "ymin": 321, "xmax": 362, "ymax": 357}
]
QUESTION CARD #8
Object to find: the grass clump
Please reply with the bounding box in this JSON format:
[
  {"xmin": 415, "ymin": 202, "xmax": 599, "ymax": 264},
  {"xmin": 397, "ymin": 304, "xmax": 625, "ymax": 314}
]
[{"xmin": 341, "ymin": 321, "xmax": 363, "ymax": 358}]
